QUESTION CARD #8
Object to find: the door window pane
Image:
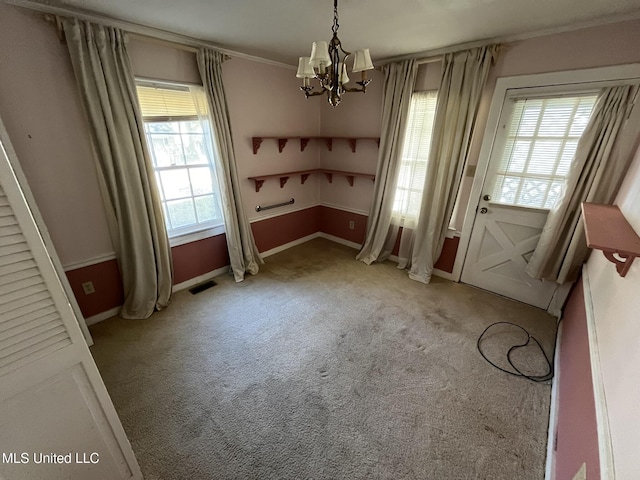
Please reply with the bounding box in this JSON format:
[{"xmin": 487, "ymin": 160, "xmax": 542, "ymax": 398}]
[{"xmin": 492, "ymin": 93, "xmax": 598, "ymax": 209}]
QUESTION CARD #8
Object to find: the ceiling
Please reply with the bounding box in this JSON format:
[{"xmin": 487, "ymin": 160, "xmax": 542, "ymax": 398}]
[{"xmin": 38, "ymin": 0, "xmax": 640, "ymax": 65}]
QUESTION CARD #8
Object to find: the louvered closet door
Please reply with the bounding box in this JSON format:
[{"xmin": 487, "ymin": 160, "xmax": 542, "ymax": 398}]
[{"xmin": 0, "ymin": 126, "xmax": 142, "ymax": 479}]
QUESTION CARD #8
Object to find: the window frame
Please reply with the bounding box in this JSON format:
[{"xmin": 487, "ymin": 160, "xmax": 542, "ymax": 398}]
[{"xmin": 136, "ymin": 79, "xmax": 225, "ymax": 246}]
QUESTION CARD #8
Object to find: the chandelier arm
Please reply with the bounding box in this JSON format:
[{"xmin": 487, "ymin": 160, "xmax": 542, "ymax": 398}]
[{"xmin": 298, "ymin": 0, "xmax": 373, "ymax": 107}]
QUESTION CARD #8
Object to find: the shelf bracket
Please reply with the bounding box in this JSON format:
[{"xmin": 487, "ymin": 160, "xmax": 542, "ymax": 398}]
[
  {"xmin": 279, "ymin": 176, "xmax": 290, "ymax": 188},
  {"xmin": 324, "ymin": 172, "xmax": 333, "ymax": 183},
  {"xmin": 345, "ymin": 175, "xmax": 355, "ymax": 186},
  {"xmin": 348, "ymin": 138, "xmax": 357, "ymax": 153},
  {"xmin": 252, "ymin": 137, "xmax": 263, "ymax": 155},
  {"xmin": 602, "ymin": 251, "xmax": 636, "ymax": 277},
  {"xmin": 323, "ymin": 137, "xmax": 333, "ymax": 151},
  {"xmin": 300, "ymin": 138, "xmax": 310, "ymax": 152},
  {"xmin": 277, "ymin": 138, "xmax": 288, "ymax": 153},
  {"xmin": 300, "ymin": 173, "xmax": 310, "ymax": 185},
  {"xmin": 253, "ymin": 179, "xmax": 264, "ymax": 192}
]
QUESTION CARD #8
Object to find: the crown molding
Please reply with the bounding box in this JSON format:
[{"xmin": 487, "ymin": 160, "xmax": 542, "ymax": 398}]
[{"xmin": 7, "ymin": 0, "xmax": 296, "ymax": 70}]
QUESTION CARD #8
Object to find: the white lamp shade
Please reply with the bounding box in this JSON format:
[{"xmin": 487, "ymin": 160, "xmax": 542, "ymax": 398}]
[
  {"xmin": 352, "ymin": 49, "xmax": 374, "ymax": 72},
  {"xmin": 296, "ymin": 57, "xmax": 315, "ymax": 78},
  {"xmin": 309, "ymin": 41, "xmax": 331, "ymax": 68},
  {"xmin": 339, "ymin": 62, "xmax": 349, "ymax": 84}
]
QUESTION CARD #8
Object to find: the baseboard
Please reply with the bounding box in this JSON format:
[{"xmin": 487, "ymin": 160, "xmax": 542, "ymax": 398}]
[
  {"xmin": 582, "ymin": 266, "xmax": 615, "ymax": 480},
  {"xmin": 317, "ymin": 232, "xmax": 361, "ymax": 250},
  {"xmin": 85, "ymin": 306, "xmax": 120, "ymax": 326},
  {"xmin": 172, "ymin": 265, "xmax": 231, "ymax": 293},
  {"xmin": 261, "ymin": 233, "xmax": 322, "ymax": 258},
  {"xmin": 544, "ymin": 320, "xmax": 563, "ymax": 480}
]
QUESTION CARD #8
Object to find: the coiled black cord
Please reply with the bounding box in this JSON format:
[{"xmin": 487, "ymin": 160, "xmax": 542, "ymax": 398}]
[{"xmin": 477, "ymin": 321, "xmax": 559, "ymax": 383}]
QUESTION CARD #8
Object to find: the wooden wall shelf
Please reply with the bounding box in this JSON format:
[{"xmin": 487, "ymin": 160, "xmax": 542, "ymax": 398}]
[
  {"xmin": 582, "ymin": 202, "xmax": 640, "ymax": 277},
  {"xmin": 251, "ymin": 136, "xmax": 380, "ymax": 154},
  {"xmin": 248, "ymin": 169, "xmax": 375, "ymax": 192}
]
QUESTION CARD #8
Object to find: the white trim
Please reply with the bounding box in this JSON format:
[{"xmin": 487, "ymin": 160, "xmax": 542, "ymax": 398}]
[
  {"xmin": 63, "ymin": 252, "xmax": 118, "ymax": 272},
  {"xmin": 249, "ymin": 203, "xmax": 319, "ymax": 223},
  {"xmin": 317, "ymin": 232, "xmax": 361, "ymax": 250},
  {"xmin": 168, "ymin": 224, "xmax": 225, "ymax": 247},
  {"xmin": 8, "ymin": 0, "xmax": 295, "ymax": 70},
  {"xmin": 545, "ymin": 320, "xmax": 563, "ymax": 480},
  {"xmin": 547, "ymin": 282, "xmax": 573, "ymax": 317},
  {"xmin": 172, "ymin": 265, "xmax": 230, "ymax": 293},
  {"xmin": 85, "ymin": 307, "xmax": 121, "ymax": 326},
  {"xmin": 319, "ymin": 202, "xmax": 370, "ymax": 217},
  {"xmin": 455, "ymin": 63, "xmax": 640, "ymax": 284},
  {"xmin": 261, "ymin": 233, "xmax": 322, "ymax": 257},
  {"xmin": 582, "ymin": 266, "xmax": 615, "ymax": 480}
]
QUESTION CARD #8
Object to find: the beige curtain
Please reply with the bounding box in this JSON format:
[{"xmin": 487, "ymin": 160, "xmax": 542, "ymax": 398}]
[
  {"xmin": 196, "ymin": 48, "xmax": 263, "ymax": 282},
  {"xmin": 525, "ymin": 84, "xmax": 640, "ymax": 283},
  {"xmin": 63, "ymin": 19, "xmax": 172, "ymax": 319},
  {"xmin": 406, "ymin": 45, "xmax": 498, "ymax": 283},
  {"xmin": 357, "ymin": 60, "xmax": 418, "ymax": 264}
]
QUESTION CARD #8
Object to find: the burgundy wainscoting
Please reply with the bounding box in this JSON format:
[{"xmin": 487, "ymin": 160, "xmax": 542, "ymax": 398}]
[
  {"xmin": 555, "ymin": 279, "xmax": 600, "ymax": 479},
  {"xmin": 318, "ymin": 205, "xmax": 367, "ymax": 244},
  {"xmin": 171, "ymin": 233, "xmax": 230, "ymax": 285},
  {"xmin": 251, "ymin": 207, "xmax": 321, "ymax": 253},
  {"xmin": 65, "ymin": 259, "xmax": 124, "ymax": 318},
  {"xmin": 389, "ymin": 228, "xmax": 459, "ymax": 274}
]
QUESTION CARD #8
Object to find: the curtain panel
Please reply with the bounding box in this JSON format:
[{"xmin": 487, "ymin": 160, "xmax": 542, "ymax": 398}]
[
  {"xmin": 525, "ymin": 84, "xmax": 640, "ymax": 283},
  {"xmin": 406, "ymin": 45, "xmax": 498, "ymax": 283},
  {"xmin": 196, "ymin": 48, "xmax": 263, "ymax": 282},
  {"xmin": 356, "ymin": 60, "xmax": 418, "ymax": 264},
  {"xmin": 63, "ymin": 18, "xmax": 173, "ymax": 319}
]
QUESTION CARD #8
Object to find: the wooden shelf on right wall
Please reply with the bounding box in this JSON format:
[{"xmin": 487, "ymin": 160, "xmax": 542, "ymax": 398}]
[{"xmin": 582, "ymin": 202, "xmax": 640, "ymax": 277}]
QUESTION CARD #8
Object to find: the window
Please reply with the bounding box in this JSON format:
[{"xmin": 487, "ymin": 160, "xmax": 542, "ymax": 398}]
[
  {"xmin": 491, "ymin": 93, "xmax": 598, "ymax": 209},
  {"xmin": 393, "ymin": 90, "xmax": 438, "ymax": 224},
  {"xmin": 136, "ymin": 81, "xmax": 224, "ymax": 240}
]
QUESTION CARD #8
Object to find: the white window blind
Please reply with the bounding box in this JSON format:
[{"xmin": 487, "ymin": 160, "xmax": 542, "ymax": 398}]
[
  {"xmin": 492, "ymin": 93, "xmax": 598, "ymax": 209},
  {"xmin": 393, "ymin": 90, "xmax": 438, "ymax": 224},
  {"xmin": 136, "ymin": 82, "xmax": 206, "ymax": 120}
]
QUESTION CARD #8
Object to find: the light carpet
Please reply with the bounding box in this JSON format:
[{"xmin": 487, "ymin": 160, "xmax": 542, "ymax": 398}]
[{"xmin": 89, "ymin": 238, "xmax": 557, "ymax": 479}]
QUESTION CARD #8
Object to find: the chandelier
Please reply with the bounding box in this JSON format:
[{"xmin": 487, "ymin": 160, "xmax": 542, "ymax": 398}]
[{"xmin": 296, "ymin": 0, "xmax": 374, "ymax": 107}]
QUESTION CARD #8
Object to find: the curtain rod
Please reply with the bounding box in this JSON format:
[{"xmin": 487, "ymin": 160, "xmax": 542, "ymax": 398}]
[{"xmin": 8, "ymin": 0, "xmax": 296, "ymax": 70}]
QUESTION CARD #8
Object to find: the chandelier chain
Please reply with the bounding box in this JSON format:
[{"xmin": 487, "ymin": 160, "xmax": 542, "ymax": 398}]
[{"xmin": 332, "ymin": 0, "xmax": 339, "ymax": 35}]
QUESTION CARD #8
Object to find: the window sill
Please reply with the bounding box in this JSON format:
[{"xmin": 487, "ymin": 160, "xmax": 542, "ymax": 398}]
[{"xmin": 169, "ymin": 224, "xmax": 225, "ymax": 248}]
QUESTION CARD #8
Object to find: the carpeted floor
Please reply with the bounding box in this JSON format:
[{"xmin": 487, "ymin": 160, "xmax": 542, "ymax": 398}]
[{"xmin": 89, "ymin": 238, "xmax": 557, "ymax": 480}]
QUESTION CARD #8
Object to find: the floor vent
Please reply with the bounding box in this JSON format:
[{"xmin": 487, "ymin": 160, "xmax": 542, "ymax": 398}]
[{"xmin": 188, "ymin": 280, "xmax": 217, "ymax": 295}]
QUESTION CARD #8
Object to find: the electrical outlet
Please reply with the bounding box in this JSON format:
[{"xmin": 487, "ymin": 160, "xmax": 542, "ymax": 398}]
[
  {"xmin": 81, "ymin": 281, "xmax": 95, "ymax": 295},
  {"xmin": 349, "ymin": 220, "xmax": 355, "ymax": 230}
]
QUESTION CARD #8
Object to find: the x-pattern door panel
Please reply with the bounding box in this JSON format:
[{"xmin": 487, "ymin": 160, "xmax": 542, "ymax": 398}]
[{"xmin": 462, "ymin": 204, "xmax": 558, "ymax": 309}]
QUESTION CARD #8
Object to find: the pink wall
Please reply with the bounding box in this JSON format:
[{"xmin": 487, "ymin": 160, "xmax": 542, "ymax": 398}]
[
  {"xmin": 0, "ymin": 4, "xmax": 114, "ymax": 266},
  {"xmin": 223, "ymin": 57, "xmax": 323, "ymax": 224},
  {"xmin": 555, "ymin": 280, "xmax": 600, "ymax": 480},
  {"xmin": 582, "ymin": 143, "xmax": 640, "ymax": 479}
]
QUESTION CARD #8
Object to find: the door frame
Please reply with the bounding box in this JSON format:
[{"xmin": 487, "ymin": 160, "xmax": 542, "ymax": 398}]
[{"xmin": 452, "ymin": 63, "xmax": 640, "ymax": 310}]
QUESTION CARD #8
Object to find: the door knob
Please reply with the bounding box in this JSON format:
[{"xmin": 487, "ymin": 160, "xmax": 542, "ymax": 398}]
[
  {"xmin": 483, "ymin": 194, "xmax": 491, "ymax": 201},
  {"xmin": 480, "ymin": 207, "xmax": 488, "ymax": 214}
]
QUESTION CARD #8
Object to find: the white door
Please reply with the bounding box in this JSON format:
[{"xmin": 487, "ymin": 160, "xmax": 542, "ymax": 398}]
[
  {"xmin": 0, "ymin": 121, "xmax": 142, "ymax": 479},
  {"xmin": 461, "ymin": 91, "xmax": 599, "ymax": 309}
]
